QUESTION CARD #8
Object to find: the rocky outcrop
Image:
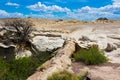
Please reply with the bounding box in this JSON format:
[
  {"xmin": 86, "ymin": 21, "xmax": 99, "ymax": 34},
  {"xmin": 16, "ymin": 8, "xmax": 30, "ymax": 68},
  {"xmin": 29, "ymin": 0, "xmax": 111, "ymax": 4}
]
[
  {"xmin": 0, "ymin": 25, "xmax": 67, "ymax": 59},
  {"xmin": 27, "ymin": 40, "xmax": 75, "ymax": 80},
  {"xmin": 32, "ymin": 36, "xmax": 65, "ymax": 52}
]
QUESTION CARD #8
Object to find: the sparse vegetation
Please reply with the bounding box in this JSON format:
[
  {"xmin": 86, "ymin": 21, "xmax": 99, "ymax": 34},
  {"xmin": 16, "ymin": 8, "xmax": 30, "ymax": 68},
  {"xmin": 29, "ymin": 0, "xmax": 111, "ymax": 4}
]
[
  {"xmin": 47, "ymin": 70, "xmax": 83, "ymax": 80},
  {"xmin": 73, "ymin": 45, "xmax": 108, "ymax": 65},
  {"xmin": 0, "ymin": 51, "xmax": 55, "ymax": 80},
  {"xmin": 0, "ymin": 57, "xmax": 9, "ymax": 80}
]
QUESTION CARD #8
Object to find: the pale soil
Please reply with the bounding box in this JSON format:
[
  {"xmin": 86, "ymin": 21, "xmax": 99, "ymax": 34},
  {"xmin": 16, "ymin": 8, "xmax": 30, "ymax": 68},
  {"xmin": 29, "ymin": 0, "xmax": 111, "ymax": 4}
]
[{"xmin": 72, "ymin": 62, "xmax": 120, "ymax": 80}]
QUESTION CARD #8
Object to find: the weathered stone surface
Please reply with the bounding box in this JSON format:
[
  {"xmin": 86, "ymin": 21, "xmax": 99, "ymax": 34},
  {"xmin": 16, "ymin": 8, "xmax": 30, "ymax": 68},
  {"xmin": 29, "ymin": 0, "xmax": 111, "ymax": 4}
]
[
  {"xmin": 77, "ymin": 41, "xmax": 97, "ymax": 48},
  {"xmin": 15, "ymin": 50, "xmax": 32, "ymax": 59},
  {"xmin": 27, "ymin": 40, "xmax": 75, "ymax": 80},
  {"xmin": 106, "ymin": 48, "xmax": 120, "ymax": 63},
  {"xmin": 105, "ymin": 43, "xmax": 117, "ymax": 52},
  {"xmin": 32, "ymin": 36, "xmax": 65, "ymax": 52},
  {"xmin": 107, "ymin": 35, "xmax": 120, "ymax": 40},
  {"xmin": 0, "ymin": 28, "xmax": 6, "ymax": 36},
  {"xmin": 79, "ymin": 35, "xmax": 91, "ymax": 41}
]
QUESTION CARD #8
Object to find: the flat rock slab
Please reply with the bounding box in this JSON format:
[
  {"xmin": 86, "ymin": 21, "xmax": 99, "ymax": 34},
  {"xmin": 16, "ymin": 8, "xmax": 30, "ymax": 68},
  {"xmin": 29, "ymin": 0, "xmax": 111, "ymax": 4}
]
[{"xmin": 32, "ymin": 36, "xmax": 65, "ymax": 52}]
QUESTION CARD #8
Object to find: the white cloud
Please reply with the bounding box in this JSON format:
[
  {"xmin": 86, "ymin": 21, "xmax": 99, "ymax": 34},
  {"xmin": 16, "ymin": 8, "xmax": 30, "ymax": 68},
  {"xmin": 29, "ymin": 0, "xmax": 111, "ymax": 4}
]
[
  {"xmin": 113, "ymin": 0, "xmax": 120, "ymax": 5},
  {"xmin": 2, "ymin": 0, "xmax": 120, "ymax": 20},
  {"xmin": 0, "ymin": 10, "xmax": 9, "ymax": 17},
  {"xmin": 26, "ymin": 0, "xmax": 120, "ymax": 20},
  {"xmin": 27, "ymin": 2, "xmax": 70, "ymax": 13},
  {"xmin": 55, "ymin": 0, "xmax": 88, "ymax": 3},
  {"xmin": 67, "ymin": 0, "xmax": 120, "ymax": 20},
  {"xmin": 26, "ymin": 13, "xmax": 56, "ymax": 19},
  {"xmin": 43, "ymin": 2, "xmax": 54, "ymax": 5},
  {"xmin": 0, "ymin": 10, "xmax": 23, "ymax": 18},
  {"xmin": 5, "ymin": 2, "xmax": 20, "ymax": 7}
]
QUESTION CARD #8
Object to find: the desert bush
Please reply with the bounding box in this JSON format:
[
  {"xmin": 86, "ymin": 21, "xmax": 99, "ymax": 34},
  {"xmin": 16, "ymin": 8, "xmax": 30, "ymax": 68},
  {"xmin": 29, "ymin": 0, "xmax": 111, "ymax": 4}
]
[
  {"xmin": 47, "ymin": 70, "xmax": 82, "ymax": 80},
  {"xmin": 0, "ymin": 57, "xmax": 39, "ymax": 80},
  {"xmin": 73, "ymin": 45, "xmax": 108, "ymax": 65},
  {"xmin": 0, "ymin": 51, "xmax": 55, "ymax": 80},
  {"xmin": 58, "ymin": 19, "xmax": 63, "ymax": 21},
  {"xmin": 0, "ymin": 57, "xmax": 9, "ymax": 80},
  {"xmin": 7, "ymin": 57, "xmax": 40, "ymax": 80},
  {"xmin": 97, "ymin": 17, "xmax": 108, "ymax": 21}
]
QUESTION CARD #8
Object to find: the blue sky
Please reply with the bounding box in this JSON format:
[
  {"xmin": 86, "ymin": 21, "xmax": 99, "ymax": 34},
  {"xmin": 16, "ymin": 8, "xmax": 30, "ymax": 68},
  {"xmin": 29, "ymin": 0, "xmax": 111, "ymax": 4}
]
[{"xmin": 0, "ymin": 0, "xmax": 120, "ymax": 20}]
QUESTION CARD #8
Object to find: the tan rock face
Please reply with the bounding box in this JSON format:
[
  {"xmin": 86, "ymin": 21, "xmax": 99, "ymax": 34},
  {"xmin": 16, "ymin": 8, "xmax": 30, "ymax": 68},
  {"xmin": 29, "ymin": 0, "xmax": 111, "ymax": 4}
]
[{"xmin": 27, "ymin": 40, "xmax": 75, "ymax": 80}]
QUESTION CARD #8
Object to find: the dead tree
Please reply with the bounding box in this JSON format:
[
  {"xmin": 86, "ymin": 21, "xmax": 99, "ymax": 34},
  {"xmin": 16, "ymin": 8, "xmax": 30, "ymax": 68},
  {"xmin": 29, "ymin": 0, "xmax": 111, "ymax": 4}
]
[{"xmin": 3, "ymin": 19, "xmax": 37, "ymax": 52}]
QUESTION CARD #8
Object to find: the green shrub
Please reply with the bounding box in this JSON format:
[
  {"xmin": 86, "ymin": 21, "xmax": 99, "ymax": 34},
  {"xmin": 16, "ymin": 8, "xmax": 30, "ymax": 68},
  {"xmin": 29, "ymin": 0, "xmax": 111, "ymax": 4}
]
[
  {"xmin": 7, "ymin": 57, "xmax": 40, "ymax": 80},
  {"xmin": 47, "ymin": 70, "xmax": 82, "ymax": 80},
  {"xmin": 0, "ymin": 58, "xmax": 9, "ymax": 80},
  {"xmin": 73, "ymin": 45, "xmax": 108, "ymax": 65},
  {"xmin": 0, "ymin": 52, "xmax": 55, "ymax": 80}
]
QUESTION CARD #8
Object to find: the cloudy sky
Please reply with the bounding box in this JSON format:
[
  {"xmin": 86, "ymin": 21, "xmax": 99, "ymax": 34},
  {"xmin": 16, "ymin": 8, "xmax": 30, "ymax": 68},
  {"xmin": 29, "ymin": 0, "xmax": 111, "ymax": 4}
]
[{"xmin": 0, "ymin": 0, "xmax": 120, "ymax": 20}]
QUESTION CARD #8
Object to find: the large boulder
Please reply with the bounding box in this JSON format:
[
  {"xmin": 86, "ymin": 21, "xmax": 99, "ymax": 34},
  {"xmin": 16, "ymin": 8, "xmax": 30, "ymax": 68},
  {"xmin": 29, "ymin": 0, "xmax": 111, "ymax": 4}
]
[{"xmin": 32, "ymin": 36, "xmax": 65, "ymax": 52}]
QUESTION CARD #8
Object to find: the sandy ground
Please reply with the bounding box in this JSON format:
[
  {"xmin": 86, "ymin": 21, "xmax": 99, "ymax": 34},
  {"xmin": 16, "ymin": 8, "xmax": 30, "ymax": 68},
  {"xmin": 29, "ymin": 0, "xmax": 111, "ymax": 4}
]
[{"xmin": 72, "ymin": 62, "xmax": 120, "ymax": 80}]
